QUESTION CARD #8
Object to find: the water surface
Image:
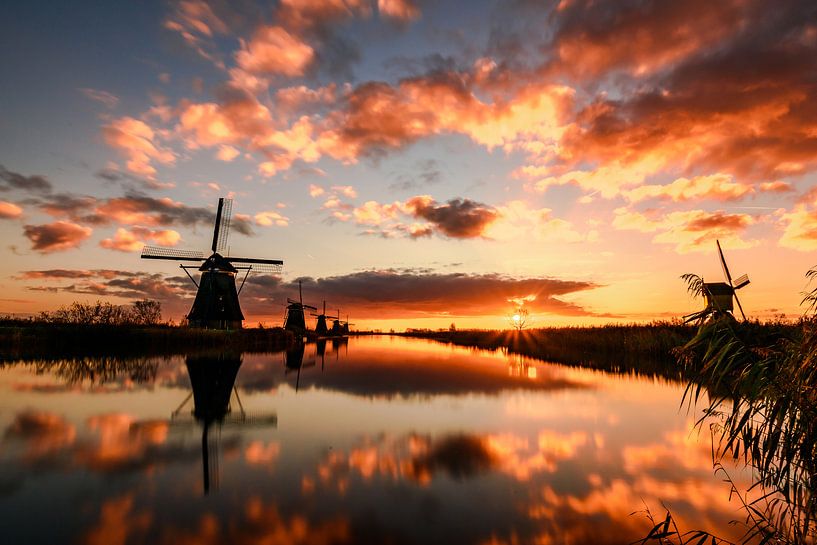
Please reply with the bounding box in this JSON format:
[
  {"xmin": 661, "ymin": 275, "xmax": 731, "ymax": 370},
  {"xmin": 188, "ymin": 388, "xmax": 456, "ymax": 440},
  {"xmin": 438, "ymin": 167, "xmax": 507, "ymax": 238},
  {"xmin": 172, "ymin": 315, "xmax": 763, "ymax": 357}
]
[{"xmin": 0, "ymin": 336, "xmax": 749, "ymax": 544}]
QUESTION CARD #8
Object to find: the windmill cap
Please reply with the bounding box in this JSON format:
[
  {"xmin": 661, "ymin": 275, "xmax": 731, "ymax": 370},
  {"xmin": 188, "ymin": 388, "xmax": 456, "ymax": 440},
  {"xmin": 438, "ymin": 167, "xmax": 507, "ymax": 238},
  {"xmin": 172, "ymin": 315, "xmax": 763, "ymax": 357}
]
[{"xmin": 199, "ymin": 252, "xmax": 238, "ymax": 273}]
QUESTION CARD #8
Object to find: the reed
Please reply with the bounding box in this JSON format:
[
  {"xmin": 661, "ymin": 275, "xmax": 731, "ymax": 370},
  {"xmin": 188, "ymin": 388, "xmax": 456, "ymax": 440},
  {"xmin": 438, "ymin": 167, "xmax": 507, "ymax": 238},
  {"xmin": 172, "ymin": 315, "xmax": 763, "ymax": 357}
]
[{"xmin": 637, "ymin": 274, "xmax": 817, "ymax": 544}]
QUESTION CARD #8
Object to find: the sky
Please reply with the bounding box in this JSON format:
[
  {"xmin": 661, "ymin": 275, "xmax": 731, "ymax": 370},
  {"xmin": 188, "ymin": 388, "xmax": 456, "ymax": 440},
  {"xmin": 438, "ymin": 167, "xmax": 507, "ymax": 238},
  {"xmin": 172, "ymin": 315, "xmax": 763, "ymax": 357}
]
[{"xmin": 1, "ymin": 0, "xmax": 817, "ymax": 330}]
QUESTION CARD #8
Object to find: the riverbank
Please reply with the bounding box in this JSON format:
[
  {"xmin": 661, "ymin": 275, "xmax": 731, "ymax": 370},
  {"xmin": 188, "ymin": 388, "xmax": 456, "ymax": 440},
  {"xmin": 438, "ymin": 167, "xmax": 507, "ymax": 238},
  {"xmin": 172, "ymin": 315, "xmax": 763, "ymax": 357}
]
[
  {"xmin": 391, "ymin": 321, "xmax": 797, "ymax": 379},
  {"xmin": 0, "ymin": 320, "xmax": 293, "ymax": 360}
]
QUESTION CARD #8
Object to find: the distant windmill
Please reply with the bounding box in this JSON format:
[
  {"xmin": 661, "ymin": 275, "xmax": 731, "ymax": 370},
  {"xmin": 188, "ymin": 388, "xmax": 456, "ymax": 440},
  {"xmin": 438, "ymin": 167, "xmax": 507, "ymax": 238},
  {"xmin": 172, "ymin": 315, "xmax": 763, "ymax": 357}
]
[
  {"xmin": 683, "ymin": 240, "xmax": 751, "ymax": 323},
  {"xmin": 140, "ymin": 198, "xmax": 283, "ymax": 329},
  {"xmin": 330, "ymin": 309, "xmax": 344, "ymax": 336},
  {"xmin": 311, "ymin": 300, "xmax": 330, "ymax": 337},
  {"xmin": 283, "ymin": 280, "xmax": 317, "ymax": 335},
  {"xmin": 342, "ymin": 314, "xmax": 354, "ymax": 335}
]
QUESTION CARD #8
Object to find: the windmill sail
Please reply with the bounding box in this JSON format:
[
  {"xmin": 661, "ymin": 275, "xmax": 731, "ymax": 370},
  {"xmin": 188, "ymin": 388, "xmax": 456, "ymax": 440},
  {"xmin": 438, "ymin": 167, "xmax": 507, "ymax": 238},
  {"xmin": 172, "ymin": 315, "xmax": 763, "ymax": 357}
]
[
  {"xmin": 216, "ymin": 198, "xmax": 232, "ymax": 253},
  {"xmin": 228, "ymin": 256, "xmax": 283, "ymax": 273},
  {"xmin": 716, "ymin": 239, "xmax": 746, "ymax": 320},
  {"xmin": 141, "ymin": 246, "xmax": 206, "ymax": 261}
]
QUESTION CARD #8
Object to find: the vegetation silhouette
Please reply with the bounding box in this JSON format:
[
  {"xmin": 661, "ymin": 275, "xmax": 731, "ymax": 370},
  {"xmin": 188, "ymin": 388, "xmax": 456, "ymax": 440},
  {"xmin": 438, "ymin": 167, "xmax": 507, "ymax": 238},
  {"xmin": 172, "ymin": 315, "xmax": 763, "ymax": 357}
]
[{"xmin": 637, "ymin": 270, "xmax": 817, "ymax": 544}]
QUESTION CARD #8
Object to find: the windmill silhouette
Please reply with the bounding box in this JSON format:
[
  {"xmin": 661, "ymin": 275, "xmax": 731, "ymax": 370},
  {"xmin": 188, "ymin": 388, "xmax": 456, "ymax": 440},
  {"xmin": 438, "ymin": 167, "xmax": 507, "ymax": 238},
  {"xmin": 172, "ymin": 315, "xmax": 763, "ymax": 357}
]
[
  {"xmin": 683, "ymin": 240, "xmax": 751, "ymax": 323},
  {"xmin": 342, "ymin": 314, "xmax": 354, "ymax": 335},
  {"xmin": 283, "ymin": 280, "xmax": 317, "ymax": 335},
  {"xmin": 141, "ymin": 198, "xmax": 283, "ymax": 329},
  {"xmin": 329, "ymin": 309, "xmax": 344, "ymax": 336},
  {"xmin": 311, "ymin": 300, "xmax": 330, "ymax": 337}
]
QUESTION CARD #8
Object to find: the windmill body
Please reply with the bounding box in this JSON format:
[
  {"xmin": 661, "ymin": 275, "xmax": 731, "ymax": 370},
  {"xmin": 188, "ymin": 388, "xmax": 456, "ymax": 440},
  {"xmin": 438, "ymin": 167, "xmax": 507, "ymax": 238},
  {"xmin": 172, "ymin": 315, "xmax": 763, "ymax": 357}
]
[
  {"xmin": 188, "ymin": 254, "xmax": 244, "ymax": 329},
  {"xmin": 141, "ymin": 198, "xmax": 283, "ymax": 329}
]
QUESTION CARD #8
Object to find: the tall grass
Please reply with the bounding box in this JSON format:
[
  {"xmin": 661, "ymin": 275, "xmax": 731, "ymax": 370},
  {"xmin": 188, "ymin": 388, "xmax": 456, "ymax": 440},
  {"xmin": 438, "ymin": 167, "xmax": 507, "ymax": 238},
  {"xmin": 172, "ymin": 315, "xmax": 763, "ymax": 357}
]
[{"xmin": 638, "ymin": 275, "xmax": 817, "ymax": 544}]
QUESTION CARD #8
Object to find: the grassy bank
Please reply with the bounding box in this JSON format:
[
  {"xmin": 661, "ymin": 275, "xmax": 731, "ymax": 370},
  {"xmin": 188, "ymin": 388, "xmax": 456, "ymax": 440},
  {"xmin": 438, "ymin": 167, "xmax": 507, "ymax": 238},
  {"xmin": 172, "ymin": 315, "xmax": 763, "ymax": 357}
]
[
  {"xmin": 394, "ymin": 321, "xmax": 798, "ymax": 379},
  {"xmin": 0, "ymin": 320, "xmax": 293, "ymax": 360}
]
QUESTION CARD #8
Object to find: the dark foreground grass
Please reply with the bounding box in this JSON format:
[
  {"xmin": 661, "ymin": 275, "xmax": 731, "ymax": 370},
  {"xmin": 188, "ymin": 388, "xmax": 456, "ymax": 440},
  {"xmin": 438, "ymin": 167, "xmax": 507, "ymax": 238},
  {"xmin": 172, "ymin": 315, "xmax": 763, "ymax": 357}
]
[{"xmin": 0, "ymin": 319, "xmax": 293, "ymax": 360}]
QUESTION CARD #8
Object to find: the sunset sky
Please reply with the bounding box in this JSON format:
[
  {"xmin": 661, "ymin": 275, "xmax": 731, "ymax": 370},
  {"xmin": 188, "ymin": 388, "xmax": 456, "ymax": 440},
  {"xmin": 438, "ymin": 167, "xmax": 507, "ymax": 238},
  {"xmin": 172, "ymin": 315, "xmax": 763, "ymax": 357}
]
[{"xmin": 2, "ymin": 0, "xmax": 817, "ymax": 330}]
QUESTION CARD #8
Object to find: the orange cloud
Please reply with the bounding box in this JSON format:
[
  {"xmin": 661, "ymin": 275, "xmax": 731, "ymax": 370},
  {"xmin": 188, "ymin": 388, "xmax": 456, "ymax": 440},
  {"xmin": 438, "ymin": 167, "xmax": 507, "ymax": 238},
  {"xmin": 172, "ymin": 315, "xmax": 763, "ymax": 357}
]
[
  {"xmin": 0, "ymin": 200, "xmax": 22, "ymax": 218},
  {"xmin": 235, "ymin": 26, "xmax": 315, "ymax": 77},
  {"xmin": 163, "ymin": 0, "xmax": 228, "ymax": 67},
  {"xmin": 215, "ymin": 145, "xmax": 240, "ymax": 161},
  {"xmin": 486, "ymin": 200, "xmax": 588, "ymax": 243},
  {"xmin": 624, "ymin": 174, "xmax": 754, "ymax": 203},
  {"xmin": 23, "ymin": 221, "xmax": 92, "ymax": 252},
  {"xmin": 254, "ymin": 210, "xmax": 289, "ymax": 227},
  {"xmin": 779, "ymin": 205, "xmax": 817, "ymax": 251},
  {"xmin": 613, "ymin": 208, "xmax": 757, "ymax": 253},
  {"xmin": 100, "ymin": 227, "xmax": 182, "ymax": 252},
  {"xmin": 377, "ymin": 0, "xmax": 420, "ymax": 22},
  {"xmin": 547, "ymin": 0, "xmax": 749, "ymax": 80},
  {"xmin": 102, "ymin": 117, "xmax": 175, "ymax": 178}
]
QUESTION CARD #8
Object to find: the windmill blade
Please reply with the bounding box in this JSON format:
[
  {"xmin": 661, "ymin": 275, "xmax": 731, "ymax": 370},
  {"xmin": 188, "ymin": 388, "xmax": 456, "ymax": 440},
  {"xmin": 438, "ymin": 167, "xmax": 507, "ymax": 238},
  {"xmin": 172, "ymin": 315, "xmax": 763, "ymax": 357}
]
[
  {"xmin": 216, "ymin": 198, "xmax": 232, "ymax": 253},
  {"xmin": 733, "ymin": 290, "xmax": 747, "ymax": 321},
  {"xmin": 232, "ymin": 262, "xmax": 281, "ymax": 273},
  {"xmin": 228, "ymin": 256, "xmax": 283, "ymax": 274},
  {"xmin": 733, "ymin": 273, "xmax": 750, "ymax": 290},
  {"xmin": 211, "ymin": 198, "xmax": 224, "ymax": 253},
  {"xmin": 303, "ymin": 304, "xmax": 318, "ymax": 311},
  {"xmin": 716, "ymin": 240, "xmax": 734, "ymax": 285},
  {"xmin": 141, "ymin": 245, "xmax": 206, "ymax": 261}
]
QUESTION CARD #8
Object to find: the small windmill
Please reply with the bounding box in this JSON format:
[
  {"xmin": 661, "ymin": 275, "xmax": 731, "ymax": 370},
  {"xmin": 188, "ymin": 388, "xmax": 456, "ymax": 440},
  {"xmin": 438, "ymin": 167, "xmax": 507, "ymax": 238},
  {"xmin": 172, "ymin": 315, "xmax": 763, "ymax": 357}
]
[
  {"xmin": 283, "ymin": 280, "xmax": 317, "ymax": 335},
  {"xmin": 140, "ymin": 198, "xmax": 283, "ymax": 329},
  {"xmin": 329, "ymin": 309, "xmax": 344, "ymax": 336},
  {"xmin": 311, "ymin": 300, "xmax": 330, "ymax": 337},
  {"xmin": 341, "ymin": 314, "xmax": 354, "ymax": 335},
  {"xmin": 683, "ymin": 240, "xmax": 751, "ymax": 323}
]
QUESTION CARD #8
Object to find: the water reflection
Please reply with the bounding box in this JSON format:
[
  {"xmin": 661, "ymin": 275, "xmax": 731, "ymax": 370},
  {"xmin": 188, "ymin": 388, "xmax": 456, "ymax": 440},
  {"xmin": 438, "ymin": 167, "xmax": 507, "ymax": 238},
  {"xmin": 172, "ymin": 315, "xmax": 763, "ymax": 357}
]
[
  {"xmin": 0, "ymin": 336, "xmax": 751, "ymax": 544},
  {"xmin": 177, "ymin": 353, "xmax": 277, "ymax": 494}
]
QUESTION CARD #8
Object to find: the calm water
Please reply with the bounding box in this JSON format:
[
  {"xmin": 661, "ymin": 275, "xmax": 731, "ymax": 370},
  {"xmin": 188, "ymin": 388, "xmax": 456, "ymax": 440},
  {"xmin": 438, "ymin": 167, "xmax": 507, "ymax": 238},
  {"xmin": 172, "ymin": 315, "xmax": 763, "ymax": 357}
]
[{"xmin": 0, "ymin": 336, "xmax": 749, "ymax": 544}]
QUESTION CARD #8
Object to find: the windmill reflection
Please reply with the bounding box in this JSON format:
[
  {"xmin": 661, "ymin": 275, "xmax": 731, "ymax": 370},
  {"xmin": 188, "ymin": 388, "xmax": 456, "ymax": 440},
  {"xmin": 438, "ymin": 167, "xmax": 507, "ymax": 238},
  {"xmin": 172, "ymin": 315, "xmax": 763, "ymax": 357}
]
[
  {"xmin": 284, "ymin": 338, "xmax": 348, "ymax": 391},
  {"xmin": 175, "ymin": 353, "xmax": 277, "ymax": 495}
]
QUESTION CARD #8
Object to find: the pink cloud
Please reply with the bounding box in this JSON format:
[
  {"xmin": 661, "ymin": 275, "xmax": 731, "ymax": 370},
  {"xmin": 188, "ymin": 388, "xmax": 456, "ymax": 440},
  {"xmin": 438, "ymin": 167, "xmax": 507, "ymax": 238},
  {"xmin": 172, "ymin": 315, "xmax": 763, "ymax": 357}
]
[
  {"xmin": 378, "ymin": 0, "xmax": 420, "ymax": 22},
  {"xmin": 254, "ymin": 210, "xmax": 290, "ymax": 227},
  {"xmin": 102, "ymin": 117, "xmax": 175, "ymax": 178},
  {"xmin": 215, "ymin": 145, "xmax": 240, "ymax": 161},
  {"xmin": 0, "ymin": 200, "xmax": 23, "ymax": 219},
  {"xmin": 100, "ymin": 227, "xmax": 182, "ymax": 253},
  {"xmin": 23, "ymin": 221, "xmax": 92, "ymax": 253},
  {"xmin": 235, "ymin": 26, "xmax": 315, "ymax": 77}
]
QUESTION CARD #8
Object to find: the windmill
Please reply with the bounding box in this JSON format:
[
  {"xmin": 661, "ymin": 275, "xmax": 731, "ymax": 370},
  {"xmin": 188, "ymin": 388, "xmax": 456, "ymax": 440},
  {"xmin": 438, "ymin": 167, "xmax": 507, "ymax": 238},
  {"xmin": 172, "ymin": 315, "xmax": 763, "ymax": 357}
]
[
  {"xmin": 311, "ymin": 300, "xmax": 330, "ymax": 337},
  {"xmin": 283, "ymin": 280, "xmax": 317, "ymax": 335},
  {"xmin": 341, "ymin": 314, "xmax": 354, "ymax": 335},
  {"xmin": 683, "ymin": 240, "xmax": 751, "ymax": 323},
  {"xmin": 329, "ymin": 309, "xmax": 344, "ymax": 336},
  {"xmin": 140, "ymin": 198, "xmax": 283, "ymax": 329}
]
